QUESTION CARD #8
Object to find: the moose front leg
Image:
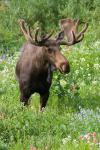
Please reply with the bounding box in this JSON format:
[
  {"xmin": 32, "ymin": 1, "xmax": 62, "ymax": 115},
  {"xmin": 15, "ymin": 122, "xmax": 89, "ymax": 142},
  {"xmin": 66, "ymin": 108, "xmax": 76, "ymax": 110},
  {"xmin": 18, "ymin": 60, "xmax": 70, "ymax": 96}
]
[
  {"xmin": 20, "ymin": 92, "xmax": 31, "ymax": 106},
  {"xmin": 20, "ymin": 84, "xmax": 32, "ymax": 106},
  {"xmin": 40, "ymin": 91, "xmax": 49, "ymax": 111}
]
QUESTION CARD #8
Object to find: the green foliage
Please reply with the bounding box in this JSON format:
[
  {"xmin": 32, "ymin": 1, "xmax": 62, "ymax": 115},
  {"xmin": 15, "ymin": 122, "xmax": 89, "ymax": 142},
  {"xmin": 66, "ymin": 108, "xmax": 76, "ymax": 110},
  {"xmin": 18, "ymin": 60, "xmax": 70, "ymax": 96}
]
[
  {"xmin": 0, "ymin": 0, "xmax": 100, "ymax": 149},
  {"xmin": 0, "ymin": 0, "xmax": 100, "ymax": 51},
  {"xmin": 51, "ymin": 46, "xmax": 100, "ymax": 110}
]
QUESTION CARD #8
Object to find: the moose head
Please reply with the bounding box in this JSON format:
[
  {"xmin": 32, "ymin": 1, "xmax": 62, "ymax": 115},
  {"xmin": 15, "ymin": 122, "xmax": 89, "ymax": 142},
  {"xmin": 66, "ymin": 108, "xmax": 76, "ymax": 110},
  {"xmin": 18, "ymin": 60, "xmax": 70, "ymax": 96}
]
[{"xmin": 18, "ymin": 18, "xmax": 88, "ymax": 74}]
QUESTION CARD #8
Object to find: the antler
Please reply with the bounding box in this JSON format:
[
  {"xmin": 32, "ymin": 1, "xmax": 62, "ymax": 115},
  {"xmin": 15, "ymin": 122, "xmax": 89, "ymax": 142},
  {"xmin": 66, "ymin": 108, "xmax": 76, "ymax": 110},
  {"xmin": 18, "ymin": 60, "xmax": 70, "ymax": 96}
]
[
  {"xmin": 18, "ymin": 19, "xmax": 33, "ymax": 42},
  {"xmin": 35, "ymin": 29, "xmax": 54, "ymax": 44},
  {"xmin": 18, "ymin": 19, "xmax": 53, "ymax": 45},
  {"xmin": 59, "ymin": 18, "xmax": 88, "ymax": 46}
]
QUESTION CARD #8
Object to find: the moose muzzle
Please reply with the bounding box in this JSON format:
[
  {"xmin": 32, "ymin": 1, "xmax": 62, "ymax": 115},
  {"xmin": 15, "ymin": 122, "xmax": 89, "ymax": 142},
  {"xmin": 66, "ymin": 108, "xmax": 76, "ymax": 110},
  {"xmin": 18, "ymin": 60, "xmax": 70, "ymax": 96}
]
[{"xmin": 59, "ymin": 62, "xmax": 70, "ymax": 74}]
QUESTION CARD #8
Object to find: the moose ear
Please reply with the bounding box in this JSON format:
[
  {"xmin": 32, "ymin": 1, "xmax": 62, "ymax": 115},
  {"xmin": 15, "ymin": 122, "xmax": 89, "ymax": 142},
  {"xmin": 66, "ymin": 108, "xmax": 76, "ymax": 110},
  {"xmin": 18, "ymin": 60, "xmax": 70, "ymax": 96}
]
[{"xmin": 56, "ymin": 31, "xmax": 64, "ymax": 42}]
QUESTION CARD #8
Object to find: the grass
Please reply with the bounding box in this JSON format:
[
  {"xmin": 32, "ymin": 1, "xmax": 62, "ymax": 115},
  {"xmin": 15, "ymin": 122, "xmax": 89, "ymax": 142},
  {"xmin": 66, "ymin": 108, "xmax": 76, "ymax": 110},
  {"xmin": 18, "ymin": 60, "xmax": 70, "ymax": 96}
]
[{"xmin": 0, "ymin": 28, "xmax": 100, "ymax": 150}]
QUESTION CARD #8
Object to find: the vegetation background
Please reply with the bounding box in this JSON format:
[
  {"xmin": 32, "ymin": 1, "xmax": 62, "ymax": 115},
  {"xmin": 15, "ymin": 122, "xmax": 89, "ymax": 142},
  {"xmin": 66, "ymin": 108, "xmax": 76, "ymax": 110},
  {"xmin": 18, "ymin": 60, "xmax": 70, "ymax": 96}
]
[{"xmin": 0, "ymin": 0, "xmax": 100, "ymax": 150}]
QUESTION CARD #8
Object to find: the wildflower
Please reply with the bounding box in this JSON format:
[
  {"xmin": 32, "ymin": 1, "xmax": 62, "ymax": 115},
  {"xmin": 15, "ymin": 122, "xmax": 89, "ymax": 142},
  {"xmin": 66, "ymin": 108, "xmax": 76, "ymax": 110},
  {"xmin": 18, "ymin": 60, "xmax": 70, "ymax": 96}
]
[
  {"xmin": 60, "ymin": 79, "xmax": 66, "ymax": 87},
  {"xmin": 92, "ymin": 132, "xmax": 96, "ymax": 137},
  {"xmin": 88, "ymin": 73, "xmax": 91, "ymax": 77},
  {"xmin": 92, "ymin": 80, "xmax": 97, "ymax": 85},
  {"xmin": 67, "ymin": 135, "xmax": 71, "ymax": 140},
  {"xmin": 62, "ymin": 138, "xmax": 68, "ymax": 145},
  {"xmin": 70, "ymin": 84, "xmax": 79, "ymax": 93},
  {"xmin": 94, "ymin": 41, "xmax": 100, "ymax": 47},
  {"xmin": 62, "ymin": 135, "xmax": 71, "ymax": 144},
  {"xmin": 81, "ymin": 58, "xmax": 85, "ymax": 62},
  {"xmin": 80, "ymin": 136, "xmax": 84, "ymax": 140},
  {"xmin": 97, "ymin": 142, "xmax": 100, "ymax": 148},
  {"xmin": 75, "ymin": 70, "xmax": 79, "ymax": 75},
  {"xmin": 94, "ymin": 64, "xmax": 100, "ymax": 70},
  {"xmin": 30, "ymin": 145, "xmax": 37, "ymax": 150},
  {"xmin": 93, "ymin": 138, "xmax": 97, "ymax": 143}
]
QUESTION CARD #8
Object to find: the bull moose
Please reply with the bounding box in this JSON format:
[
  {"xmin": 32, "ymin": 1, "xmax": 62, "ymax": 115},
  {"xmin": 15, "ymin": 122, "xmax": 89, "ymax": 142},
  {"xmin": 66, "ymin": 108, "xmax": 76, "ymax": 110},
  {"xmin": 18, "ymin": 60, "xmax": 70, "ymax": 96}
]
[{"xmin": 16, "ymin": 18, "xmax": 88, "ymax": 111}]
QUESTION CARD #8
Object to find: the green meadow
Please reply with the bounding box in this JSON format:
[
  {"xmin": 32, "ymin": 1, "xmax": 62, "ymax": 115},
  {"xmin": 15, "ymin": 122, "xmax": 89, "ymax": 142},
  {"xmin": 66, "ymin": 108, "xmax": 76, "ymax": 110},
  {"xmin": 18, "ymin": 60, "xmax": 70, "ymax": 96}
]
[{"xmin": 0, "ymin": 0, "xmax": 100, "ymax": 149}]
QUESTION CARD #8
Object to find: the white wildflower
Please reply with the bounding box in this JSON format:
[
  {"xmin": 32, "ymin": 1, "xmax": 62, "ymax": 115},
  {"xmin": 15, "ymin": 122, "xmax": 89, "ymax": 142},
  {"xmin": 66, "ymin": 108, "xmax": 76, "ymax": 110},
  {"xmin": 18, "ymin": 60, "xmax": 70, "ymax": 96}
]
[
  {"xmin": 67, "ymin": 135, "xmax": 71, "ymax": 140},
  {"xmin": 75, "ymin": 70, "xmax": 79, "ymax": 75},
  {"xmin": 62, "ymin": 138, "xmax": 68, "ymax": 145},
  {"xmin": 87, "ymin": 64, "xmax": 89, "ymax": 67},
  {"xmin": 60, "ymin": 79, "xmax": 66, "ymax": 87},
  {"xmin": 92, "ymin": 80, "xmax": 97, "ymax": 85},
  {"xmin": 94, "ymin": 64, "xmax": 100, "ymax": 70},
  {"xmin": 62, "ymin": 135, "xmax": 71, "ymax": 145},
  {"xmin": 88, "ymin": 74, "xmax": 91, "ymax": 76},
  {"xmin": 94, "ymin": 41, "xmax": 100, "ymax": 47},
  {"xmin": 81, "ymin": 58, "xmax": 85, "ymax": 62},
  {"xmin": 73, "ymin": 139, "xmax": 77, "ymax": 144}
]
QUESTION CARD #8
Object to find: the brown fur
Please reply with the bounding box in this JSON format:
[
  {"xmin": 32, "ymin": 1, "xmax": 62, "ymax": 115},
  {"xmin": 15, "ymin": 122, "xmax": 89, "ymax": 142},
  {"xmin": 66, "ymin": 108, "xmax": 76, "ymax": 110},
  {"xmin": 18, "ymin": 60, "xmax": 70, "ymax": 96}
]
[
  {"xmin": 16, "ymin": 18, "xmax": 88, "ymax": 110},
  {"xmin": 16, "ymin": 39, "xmax": 70, "ymax": 110}
]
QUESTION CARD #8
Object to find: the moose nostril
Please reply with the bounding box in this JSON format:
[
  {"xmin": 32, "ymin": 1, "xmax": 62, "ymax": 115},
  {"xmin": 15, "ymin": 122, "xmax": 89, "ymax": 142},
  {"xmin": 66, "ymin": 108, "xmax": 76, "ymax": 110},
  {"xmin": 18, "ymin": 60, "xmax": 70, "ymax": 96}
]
[
  {"xmin": 61, "ymin": 62, "xmax": 70, "ymax": 73},
  {"xmin": 61, "ymin": 63, "xmax": 66, "ymax": 72}
]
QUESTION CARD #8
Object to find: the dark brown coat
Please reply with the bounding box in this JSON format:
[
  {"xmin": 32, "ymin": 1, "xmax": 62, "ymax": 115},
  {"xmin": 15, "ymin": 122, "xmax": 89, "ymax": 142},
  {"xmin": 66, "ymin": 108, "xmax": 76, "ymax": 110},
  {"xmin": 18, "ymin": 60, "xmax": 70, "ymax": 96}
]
[
  {"xmin": 16, "ymin": 19, "xmax": 88, "ymax": 110},
  {"xmin": 16, "ymin": 40, "xmax": 70, "ymax": 110}
]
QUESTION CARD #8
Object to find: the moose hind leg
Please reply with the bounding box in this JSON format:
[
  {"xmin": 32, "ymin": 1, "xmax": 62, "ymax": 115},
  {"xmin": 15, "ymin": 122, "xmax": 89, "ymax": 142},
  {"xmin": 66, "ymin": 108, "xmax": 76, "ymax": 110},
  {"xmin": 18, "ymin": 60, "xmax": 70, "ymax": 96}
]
[{"xmin": 40, "ymin": 91, "xmax": 49, "ymax": 111}]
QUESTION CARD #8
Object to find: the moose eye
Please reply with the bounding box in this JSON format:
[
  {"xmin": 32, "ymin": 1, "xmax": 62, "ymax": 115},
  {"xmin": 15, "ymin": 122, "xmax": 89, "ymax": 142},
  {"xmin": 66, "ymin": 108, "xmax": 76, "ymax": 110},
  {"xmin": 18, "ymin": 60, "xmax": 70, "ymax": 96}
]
[{"xmin": 48, "ymin": 48, "xmax": 53, "ymax": 53}]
